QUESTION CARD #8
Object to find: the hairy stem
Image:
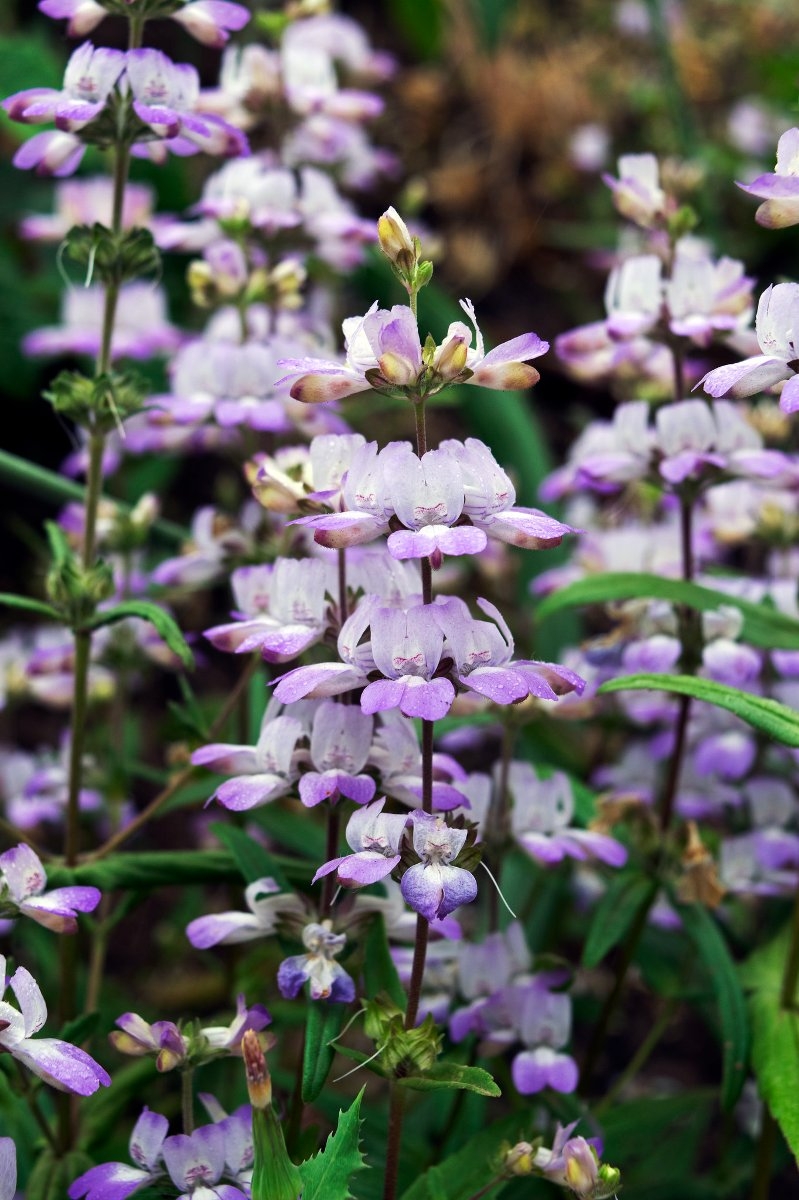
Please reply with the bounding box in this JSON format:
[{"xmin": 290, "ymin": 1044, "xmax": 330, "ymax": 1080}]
[{"xmin": 382, "ymin": 1084, "xmax": 406, "ymax": 1200}]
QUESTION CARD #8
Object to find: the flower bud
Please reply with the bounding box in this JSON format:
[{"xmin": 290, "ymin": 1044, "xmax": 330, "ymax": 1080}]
[
  {"xmin": 187, "ymin": 260, "xmax": 215, "ymax": 308},
  {"xmin": 242, "ymin": 1028, "xmax": 272, "ymax": 1109},
  {"xmin": 504, "ymin": 1142, "xmax": 535, "ymax": 1176},
  {"xmin": 377, "ymin": 207, "xmax": 416, "ymax": 272}
]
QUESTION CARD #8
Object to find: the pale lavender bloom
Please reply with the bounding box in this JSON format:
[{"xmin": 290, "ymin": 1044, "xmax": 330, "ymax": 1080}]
[
  {"xmin": 162, "ymin": 1123, "xmax": 248, "ymax": 1199},
  {"xmin": 720, "ymin": 830, "xmax": 799, "ymax": 896},
  {"xmin": 193, "ymin": 156, "xmax": 300, "ymax": 230},
  {"xmin": 604, "ymin": 255, "xmax": 662, "ymax": 339},
  {"xmin": 187, "ymin": 877, "xmax": 305, "ymax": 949},
  {"xmin": 699, "ymin": 283, "xmax": 799, "ymax": 413},
  {"xmin": 2, "ymin": 736, "xmax": 103, "ymax": 829},
  {"xmin": 510, "ymin": 763, "xmax": 627, "ymax": 867},
  {"xmin": 3, "ymin": 41, "xmax": 124, "ymax": 132},
  {"xmin": 11, "ymin": 128, "xmax": 86, "ymax": 176},
  {"xmin": 68, "ymin": 1108, "xmax": 168, "ymax": 1200},
  {"xmin": 0, "ymin": 1140, "xmax": 14, "ymax": 1200},
  {"xmin": 277, "ymin": 920, "xmax": 355, "ymax": 1002},
  {"xmin": 666, "ymin": 248, "xmax": 754, "ymax": 347},
  {"xmin": 401, "ymin": 813, "xmax": 477, "ymax": 921},
  {"xmin": 313, "ymin": 797, "xmax": 409, "ymax": 886},
  {"xmin": 192, "ymin": 712, "xmax": 304, "ymax": 812},
  {"xmin": 369, "ymin": 710, "xmax": 469, "ymax": 810},
  {"xmin": 199, "ymin": 994, "xmax": 272, "ymax": 1057},
  {"xmin": 449, "ymin": 923, "xmax": 530, "ymax": 1043},
  {"xmin": 745, "ymin": 777, "xmax": 796, "ymax": 828},
  {"xmin": 0, "ymin": 956, "xmax": 111, "ymax": 1094},
  {"xmin": 152, "ymin": 505, "xmax": 256, "ymax": 588},
  {"xmin": 654, "ymin": 400, "xmax": 790, "ymax": 484},
  {"xmin": 738, "ymin": 127, "xmax": 799, "ymax": 228},
  {"xmin": 602, "ymin": 152, "xmax": 671, "ymax": 227},
  {"xmin": 383, "ymin": 443, "xmax": 487, "ymax": 564},
  {"xmin": 281, "ymin": 13, "xmax": 396, "ymax": 82},
  {"xmin": 272, "ymin": 594, "xmax": 377, "ymax": 703},
  {"xmin": 24, "ymin": 283, "xmax": 180, "ymax": 362},
  {"xmin": 280, "ymin": 42, "xmax": 383, "ymax": 121},
  {"xmin": 21, "ymin": 177, "xmax": 154, "ymax": 241},
  {"xmin": 198, "ymin": 43, "xmax": 281, "ymax": 130},
  {"xmin": 299, "ymin": 702, "xmax": 375, "ymax": 807},
  {"xmin": 109, "ymin": 1013, "xmax": 188, "ymax": 1072},
  {"xmin": 283, "ymin": 112, "xmax": 398, "ymax": 189},
  {"xmin": 434, "ymin": 596, "xmax": 586, "ymax": 706},
  {"xmin": 298, "ymin": 167, "xmax": 376, "ymax": 269},
  {"xmin": 362, "ymin": 604, "xmax": 455, "ymax": 721},
  {"xmin": 455, "ymin": 298, "xmax": 548, "ymax": 389},
  {"xmin": 292, "ymin": 439, "xmax": 394, "ymax": 547},
  {"xmin": 205, "ymin": 559, "xmax": 330, "ymax": 660},
  {"xmin": 126, "ymin": 49, "xmax": 248, "ymax": 158},
  {"xmin": 40, "ymin": 0, "xmax": 250, "ymax": 47},
  {"xmin": 535, "ymin": 1123, "xmax": 602, "ymax": 1195},
  {"xmin": 554, "ymin": 317, "xmax": 673, "ymax": 392},
  {"xmin": 511, "ymin": 984, "xmax": 579, "ymax": 1094},
  {"xmin": 0, "ymin": 843, "xmax": 100, "ymax": 933}
]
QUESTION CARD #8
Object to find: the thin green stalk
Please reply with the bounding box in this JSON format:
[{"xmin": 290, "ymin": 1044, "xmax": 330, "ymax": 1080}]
[
  {"xmin": 780, "ymin": 865, "xmax": 799, "ymax": 1010},
  {"xmin": 750, "ymin": 1108, "xmax": 778, "ymax": 1200},
  {"xmin": 15, "ymin": 1063, "xmax": 59, "ymax": 1153},
  {"xmin": 284, "ymin": 1027, "xmax": 306, "ymax": 1159},
  {"xmin": 595, "ymin": 999, "xmax": 677, "ymax": 1113},
  {"xmin": 382, "ymin": 1084, "xmax": 406, "ymax": 1200},
  {"xmin": 181, "ymin": 1068, "xmax": 195, "ymax": 1133}
]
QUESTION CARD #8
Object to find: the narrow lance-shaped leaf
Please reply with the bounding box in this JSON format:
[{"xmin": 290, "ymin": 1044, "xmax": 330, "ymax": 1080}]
[
  {"xmin": 87, "ymin": 600, "xmax": 194, "ymax": 669},
  {"xmin": 211, "ymin": 822, "xmax": 291, "ymax": 892},
  {"xmin": 302, "ymin": 1000, "xmax": 347, "ymax": 1104},
  {"xmin": 0, "ymin": 593, "xmax": 59, "ymax": 619},
  {"xmin": 535, "ymin": 571, "xmax": 799, "ymax": 650},
  {"xmin": 398, "ymin": 1061, "xmax": 502, "ymax": 1096},
  {"xmin": 677, "ymin": 901, "xmax": 749, "ymax": 1111},
  {"xmin": 47, "ymin": 850, "xmax": 240, "ymax": 891},
  {"xmin": 583, "ymin": 874, "xmax": 656, "ymax": 968},
  {"xmin": 599, "ymin": 674, "xmax": 799, "ymax": 748}
]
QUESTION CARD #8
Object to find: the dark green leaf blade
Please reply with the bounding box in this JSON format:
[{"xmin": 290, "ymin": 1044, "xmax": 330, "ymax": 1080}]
[
  {"xmin": 47, "ymin": 850, "xmax": 239, "ymax": 890},
  {"xmin": 535, "ymin": 571, "xmax": 799, "ymax": 650},
  {"xmin": 0, "ymin": 592, "xmax": 59, "ymax": 618},
  {"xmin": 677, "ymin": 902, "xmax": 749, "ymax": 1110},
  {"xmin": 88, "ymin": 599, "xmax": 194, "ymax": 669},
  {"xmin": 302, "ymin": 1001, "xmax": 347, "ymax": 1104},
  {"xmin": 583, "ymin": 874, "xmax": 656, "ymax": 968},
  {"xmin": 599, "ymin": 674, "xmax": 799, "ymax": 747},
  {"xmin": 211, "ymin": 822, "xmax": 290, "ymax": 891},
  {"xmin": 398, "ymin": 1062, "xmax": 501, "ymax": 1096}
]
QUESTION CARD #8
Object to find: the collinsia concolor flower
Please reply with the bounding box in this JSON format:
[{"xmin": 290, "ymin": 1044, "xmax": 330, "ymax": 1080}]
[
  {"xmin": 68, "ymin": 1107, "xmax": 169, "ymax": 1200},
  {"xmin": 699, "ymin": 282, "xmax": 799, "ymax": 413},
  {"xmin": 313, "ymin": 796, "xmax": 409, "ymax": 886},
  {"xmin": 401, "ymin": 813, "xmax": 478, "ymax": 920},
  {"xmin": 298, "ymin": 701, "xmax": 376, "ymax": 807},
  {"xmin": 511, "ymin": 983, "xmax": 579, "ymax": 1094},
  {"xmin": 0, "ymin": 843, "xmax": 101, "ymax": 932},
  {"xmin": 186, "ymin": 876, "xmax": 305, "ymax": 949},
  {"xmin": 277, "ymin": 920, "xmax": 356, "ymax": 1002},
  {"xmin": 737, "ymin": 127, "xmax": 799, "ymax": 228},
  {"xmin": 508, "ymin": 765, "xmax": 628, "ymax": 867},
  {"xmin": 0, "ymin": 955, "xmax": 111, "ymax": 1094},
  {"xmin": 162, "ymin": 1122, "xmax": 249, "ymax": 1199},
  {"xmin": 602, "ymin": 152, "xmax": 672, "ymax": 227},
  {"xmin": 3, "ymin": 42, "xmax": 125, "ymax": 133},
  {"xmin": 191, "ymin": 710, "xmax": 304, "ymax": 812},
  {"xmin": 204, "ymin": 559, "xmax": 330, "ymax": 660},
  {"xmin": 39, "ymin": 0, "xmax": 251, "ymax": 47}
]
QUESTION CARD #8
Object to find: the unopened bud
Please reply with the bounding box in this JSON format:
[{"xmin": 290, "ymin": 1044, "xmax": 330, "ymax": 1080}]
[
  {"xmin": 130, "ymin": 493, "xmax": 160, "ymax": 530},
  {"xmin": 187, "ymin": 260, "xmax": 215, "ymax": 307},
  {"xmin": 504, "ymin": 1142, "xmax": 534, "ymax": 1176},
  {"xmin": 433, "ymin": 334, "xmax": 469, "ymax": 382},
  {"xmin": 243, "ymin": 1029, "xmax": 272, "ymax": 1109},
  {"xmin": 377, "ymin": 207, "xmax": 416, "ymax": 272}
]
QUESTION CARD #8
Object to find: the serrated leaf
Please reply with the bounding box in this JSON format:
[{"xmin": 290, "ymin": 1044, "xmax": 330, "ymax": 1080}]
[
  {"xmin": 0, "ymin": 592, "xmax": 59, "ymax": 619},
  {"xmin": 298, "ymin": 1088, "xmax": 367, "ymax": 1200},
  {"xmin": 363, "ymin": 914, "xmax": 407, "ymax": 1009},
  {"xmin": 677, "ymin": 902, "xmax": 749, "ymax": 1110},
  {"xmin": 46, "ymin": 850, "xmax": 239, "ymax": 891},
  {"xmin": 741, "ymin": 924, "xmax": 799, "ymax": 1165},
  {"xmin": 599, "ymin": 674, "xmax": 799, "ymax": 747},
  {"xmin": 302, "ymin": 1000, "xmax": 346, "ymax": 1103},
  {"xmin": 398, "ymin": 1062, "xmax": 501, "ymax": 1096},
  {"xmin": 87, "ymin": 600, "xmax": 194, "ymax": 668},
  {"xmin": 535, "ymin": 571, "xmax": 799, "ymax": 650},
  {"xmin": 583, "ymin": 874, "xmax": 656, "ymax": 968},
  {"xmin": 211, "ymin": 822, "xmax": 290, "ymax": 891}
]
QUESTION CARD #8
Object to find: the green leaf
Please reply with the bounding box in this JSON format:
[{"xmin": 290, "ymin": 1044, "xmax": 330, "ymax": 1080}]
[
  {"xmin": 400, "ymin": 1114, "xmax": 529, "ymax": 1200},
  {"xmin": 58, "ymin": 1011, "xmax": 100, "ymax": 1046},
  {"xmin": 398, "ymin": 1062, "xmax": 501, "ymax": 1096},
  {"xmin": 298, "ymin": 1087, "xmax": 367, "ymax": 1200},
  {"xmin": 81, "ymin": 1060, "xmax": 157, "ymax": 1148},
  {"xmin": 47, "ymin": 850, "xmax": 240, "ymax": 891},
  {"xmin": 535, "ymin": 571, "xmax": 799, "ymax": 650},
  {"xmin": 302, "ymin": 1001, "xmax": 347, "ymax": 1104},
  {"xmin": 0, "ymin": 592, "xmax": 59, "ymax": 619},
  {"xmin": 252, "ymin": 1104, "xmax": 303, "ymax": 1200},
  {"xmin": 677, "ymin": 902, "xmax": 749, "ymax": 1110},
  {"xmin": 599, "ymin": 674, "xmax": 799, "ymax": 748},
  {"xmin": 363, "ymin": 914, "xmax": 407, "ymax": 1009},
  {"xmin": 25, "ymin": 1150, "xmax": 93, "ymax": 1200},
  {"xmin": 741, "ymin": 924, "xmax": 799, "ymax": 1165},
  {"xmin": 87, "ymin": 600, "xmax": 194, "ymax": 669},
  {"xmin": 583, "ymin": 874, "xmax": 656, "ymax": 968},
  {"xmin": 211, "ymin": 822, "xmax": 290, "ymax": 891}
]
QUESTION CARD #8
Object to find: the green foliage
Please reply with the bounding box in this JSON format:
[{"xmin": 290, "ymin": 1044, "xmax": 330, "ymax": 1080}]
[
  {"xmin": 582, "ymin": 874, "xmax": 656, "ymax": 968},
  {"xmin": 302, "ymin": 1000, "xmax": 347, "ymax": 1104},
  {"xmin": 741, "ymin": 924, "xmax": 799, "ymax": 1166},
  {"xmin": 88, "ymin": 599, "xmax": 194, "ymax": 668},
  {"xmin": 363, "ymin": 914, "xmax": 407, "ymax": 1009},
  {"xmin": 400, "ymin": 1114, "xmax": 532, "ymax": 1200},
  {"xmin": 44, "ymin": 369, "xmax": 148, "ymax": 434},
  {"xmin": 677, "ymin": 901, "xmax": 749, "ymax": 1110},
  {"xmin": 535, "ymin": 570, "xmax": 799, "ymax": 649},
  {"xmin": 25, "ymin": 1150, "xmax": 94, "ymax": 1200},
  {"xmin": 62, "ymin": 224, "xmax": 160, "ymax": 288},
  {"xmin": 298, "ymin": 1088, "xmax": 367, "ymax": 1200},
  {"xmin": 251, "ymin": 1103, "xmax": 303, "ymax": 1200},
  {"xmin": 599, "ymin": 673, "xmax": 799, "ymax": 747},
  {"xmin": 211, "ymin": 821, "xmax": 291, "ymax": 891},
  {"xmin": 0, "ymin": 592, "xmax": 59, "ymax": 619},
  {"xmin": 399, "ymin": 1062, "xmax": 502, "ymax": 1096},
  {"xmin": 47, "ymin": 850, "xmax": 240, "ymax": 891}
]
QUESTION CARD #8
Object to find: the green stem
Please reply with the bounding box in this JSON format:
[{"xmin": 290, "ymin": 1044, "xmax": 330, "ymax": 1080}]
[
  {"xmin": 14, "ymin": 1063, "xmax": 58, "ymax": 1153},
  {"xmin": 750, "ymin": 1107, "xmax": 778, "ymax": 1200},
  {"xmin": 780, "ymin": 877, "xmax": 799, "ymax": 1010},
  {"xmin": 181, "ymin": 1068, "xmax": 195, "ymax": 1134},
  {"xmin": 284, "ymin": 1026, "xmax": 307, "ymax": 1159},
  {"xmin": 595, "ymin": 999, "xmax": 677, "ymax": 1113},
  {"xmin": 382, "ymin": 1083, "xmax": 406, "ymax": 1200}
]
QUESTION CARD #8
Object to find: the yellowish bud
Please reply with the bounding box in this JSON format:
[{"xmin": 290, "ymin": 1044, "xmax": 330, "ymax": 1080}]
[
  {"xmin": 378, "ymin": 207, "xmax": 416, "ymax": 271},
  {"xmin": 243, "ymin": 1029, "xmax": 272, "ymax": 1109}
]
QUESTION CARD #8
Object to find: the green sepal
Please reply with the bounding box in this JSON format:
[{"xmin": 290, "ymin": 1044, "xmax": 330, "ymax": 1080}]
[
  {"xmin": 44, "ymin": 369, "xmax": 148, "ymax": 433},
  {"xmin": 298, "ymin": 1088, "xmax": 367, "ymax": 1200},
  {"xmin": 44, "ymin": 521, "xmax": 114, "ymax": 625},
  {"xmin": 62, "ymin": 223, "xmax": 160, "ymax": 288},
  {"xmin": 398, "ymin": 1061, "xmax": 501, "ymax": 1096},
  {"xmin": 600, "ymin": 672, "xmax": 799, "ymax": 747},
  {"xmin": 362, "ymin": 994, "xmax": 441, "ymax": 1076},
  {"xmin": 302, "ymin": 1000, "xmax": 347, "ymax": 1103},
  {"xmin": 86, "ymin": 599, "xmax": 194, "ymax": 669},
  {"xmin": 251, "ymin": 1103, "xmax": 303, "ymax": 1200}
]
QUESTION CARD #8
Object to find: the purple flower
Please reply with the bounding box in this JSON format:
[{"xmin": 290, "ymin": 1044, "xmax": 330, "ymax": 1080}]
[
  {"xmin": 277, "ymin": 920, "xmax": 356, "ymax": 1002},
  {"xmin": 0, "ymin": 955, "xmax": 111, "ymax": 1094},
  {"xmin": 68, "ymin": 1108, "xmax": 168, "ymax": 1200},
  {"xmin": 187, "ymin": 876, "xmax": 305, "ymax": 949},
  {"xmin": 602, "ymin": 152, "xmax": 672, "ymax": 227},
  {"xmin": 369, "ymin": 710, "xmax": 469, "ymax": 810},
  {"xmin": 162, "ymin": 1123, "xmax": 248, "ymax": 1200},
  {"xmin": 152, "ymin": 505, "xmax": 255, "ymax": 588},
  {"xmin": 192, "ymin": 711, "xmax": 304, "ymax": 812},
  {"xmin": 205, "ymin": 559, "xmax": 330, "ymax": 660},
  {"xmin": 3, "ymin": 41, "xmax": 124, "ymax": 132},
  {"xmin": 24, "ymin": 283, "xmax": 180, "ymax": 362},
  {"xmin": 699, "ymin": 283, "xmax": 799, "ymax": 413},
  {"xmin": 382, "ymin": 443, "xmax": 487, "ymax": 564},
  {"xmin": 299, "ymin": 701, "xmax": 376, "ymax": 807},
  {"xmin": 737, "ymin": 128, "xmax": 799, "ymax": 228},
  {"xmin": 509, "ymin": 763, "xmax": 627, "ymax": 867},
  {"xmin": 313, "ymin": 797, "xmax": 409, "ymax": 886},
  {"xmin": 511, "ymin": 984, "xmax": 579, "ymax": 1094},
  {"xmin": 361, "ymin": 604, "xmax": 455, "ymax": 721},
  {"xmin": 11, "ymin": 129, "xmax": 85, "ymax": 176},
  {"xmin": 0, "ymin": 1139, "xmax": 15, "ymax": 1200},
  {"xmin": 21, "ymin": 177, "xmax": 154, "ymax": 241},
  {"xmin": 109, "ymin": 1013, "xmax": 188, "ymax": 1073},
  {"xmin": 401, "ymin": 813, "xmax": 478, "ymax": 921},
  {"xmin": 665, "ymin": 248, "xmax": 754, "ymax": 348},
  {"xmin": 0, "ymin": 843, "xmax": 100, "ymax": 933},
  {"xmin": 273, "ymin": 594, "xmax": 378, "ymax": 704},
  {"xmin": 40, "ymin": 0, "xmax": 250, "ymax": 46},
  {"xmin": 535, "ymin": 1123, "xmax": 603, "ymax": 1196}
]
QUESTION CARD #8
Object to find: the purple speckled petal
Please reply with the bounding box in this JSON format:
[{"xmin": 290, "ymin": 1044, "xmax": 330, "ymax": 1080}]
[
  {"xmin": 460, "ymin": 666, "xmax": 528, "ymax": 705},
  {"xmin": 387, "ymin": 525, "xmax": 487, "ymax": 560},
  {"xmin": 780, "ymin": 373, "xmax": 799, "ymax": 413},
  {"xmin": 67, "ymin": 1162, "xmax": 152, "ymax": 1200},
  {"xmin": 398, "ymin": 677, "xmax": 455, "ymax": 720},
  {"xmin": 401, "ymin": 862, "xmax": 477, "ymax": 920},
  {"xmin": 14, "ymin": 1037, "xmax": 110, "ymax": 1095},
  {"xmin": 186, "ymin": 911, "xmax": 265, "ymax": 948},
  {"xmin": 516, "ymin": 832, "xmax": 568, "ymax": 865},
  {"xmin": 274, "ymin": 662, "xmax": 365, "ymax": 703},
  {"xmin": 129, "ymin": 1107, "xmax": 169, "ymax": 1171},
  {"xmin": 699, "ymin": 355, "xmax": 791, "ymax": 399},
  {"xmin": 191, "ymin": 743, "xmax": 258, "ymax": 774},
  {"xmin": 214, "ymin": 773, "xmax": 288, "ymax": 811},
  {"xmin": 162, "ymin": 1125, "xmax": 225, "ymax": 1192},
  {"xmin": 338, "ymin": 850, "xmax": 401, "ymax": 886},
  {"xmin": 360, "ymin": 678, "xmax": 407, "ymax": 714},
  {"xmin": 562, "ymin": 830, "xmax": 628, "ymax": 867}
]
